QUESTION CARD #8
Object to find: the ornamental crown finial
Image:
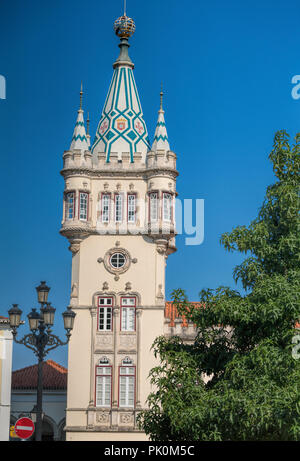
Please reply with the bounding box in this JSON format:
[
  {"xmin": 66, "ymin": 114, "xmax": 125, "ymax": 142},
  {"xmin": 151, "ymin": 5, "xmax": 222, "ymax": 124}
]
[{"xmin": 114, "ymin": 14, "xmax": 136, "ymax": 39}]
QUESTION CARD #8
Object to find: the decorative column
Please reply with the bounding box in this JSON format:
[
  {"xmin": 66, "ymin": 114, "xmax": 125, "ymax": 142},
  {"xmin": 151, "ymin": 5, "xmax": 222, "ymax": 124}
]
[
  {"xmin": 112, "ymin": 306, "xmax": 120, "ymax": 427},
  {"xmin": 136, "ymin": 308, "xmax": 143, "ymax": 408},
  {"xmin": 87, "ymin": 308, "xmax": 97, "ymax": 428}
]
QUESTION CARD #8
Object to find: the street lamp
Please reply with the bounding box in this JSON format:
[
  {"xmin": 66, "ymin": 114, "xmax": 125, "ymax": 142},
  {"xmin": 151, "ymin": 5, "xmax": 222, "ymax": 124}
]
[
  {"xmin": 8, "ymin": 281, "xmax": 76, "ymax": 442},
  {"xmin": 36, "ymin": 281, "xmax": 50, "ymax": 305}
]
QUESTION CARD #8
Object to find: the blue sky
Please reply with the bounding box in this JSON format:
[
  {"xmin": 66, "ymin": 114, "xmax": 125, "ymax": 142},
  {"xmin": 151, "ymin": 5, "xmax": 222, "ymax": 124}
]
[{"xmin": 1, "ymin": 0, "xmax": 300, "ymax": 370}]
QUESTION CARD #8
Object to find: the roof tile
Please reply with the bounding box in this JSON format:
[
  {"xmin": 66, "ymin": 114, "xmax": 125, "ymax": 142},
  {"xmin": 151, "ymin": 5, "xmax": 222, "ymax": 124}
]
[{"xmin": 12, "ymin": 360, "xmax": 67, "ymax": 390}]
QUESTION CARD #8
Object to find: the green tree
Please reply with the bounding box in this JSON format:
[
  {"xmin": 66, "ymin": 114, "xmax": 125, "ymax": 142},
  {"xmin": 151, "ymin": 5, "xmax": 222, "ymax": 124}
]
[{"xmin": 138, "ymin": 130, "xmax": 300, "ymax": 441}]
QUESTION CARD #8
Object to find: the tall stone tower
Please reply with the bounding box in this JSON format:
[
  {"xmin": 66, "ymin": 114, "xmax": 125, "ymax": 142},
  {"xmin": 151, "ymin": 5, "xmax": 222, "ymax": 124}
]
[{"xmin": 60, "ymin": 12, "xmax": 178, "ymax": 441}]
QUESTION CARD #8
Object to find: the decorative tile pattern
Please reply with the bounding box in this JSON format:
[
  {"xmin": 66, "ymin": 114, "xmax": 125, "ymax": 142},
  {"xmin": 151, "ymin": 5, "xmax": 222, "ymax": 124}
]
[{"xmin": 92, "ymin": 67, "xmax": 150, "ymax": 162}]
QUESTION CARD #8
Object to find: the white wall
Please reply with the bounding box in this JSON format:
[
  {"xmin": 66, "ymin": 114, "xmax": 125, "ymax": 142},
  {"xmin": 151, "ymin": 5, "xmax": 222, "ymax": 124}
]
[{"xmin": 0, "ymin": 325, "xmax": 13, "ymax": 441}]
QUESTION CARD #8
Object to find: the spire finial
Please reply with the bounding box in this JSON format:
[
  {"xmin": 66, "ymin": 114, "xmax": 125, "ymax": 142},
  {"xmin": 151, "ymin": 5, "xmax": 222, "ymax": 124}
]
[
  {"xmin": 160, "ymin": 83, "xmax": 164, "ymax": 111},
  {"xmin": 87, "ymin": 112, "xmax": 90, "ymax": 136},
  {"xmin": 80, "ymin": 82, "xmax": 83, "ymax": 110},
  {"xmin": 124, "ymin": 0, "xmax": 126, "ymax": 16}
]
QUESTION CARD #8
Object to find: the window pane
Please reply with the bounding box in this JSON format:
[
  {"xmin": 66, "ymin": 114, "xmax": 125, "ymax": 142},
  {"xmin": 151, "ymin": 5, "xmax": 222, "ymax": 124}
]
[
  {"xmin": 98, "ymin": 298, "xmax": 113, "ymax": 331},
  {"xmin": 80, "ymin": 192, "xmax": 88, "ymax": 221},
  {"xmin": 66, "ymin": 193, "xmax": 74, "ymax": 220},
  {"xmin": 96, "ymin": 373, "xmax": 112, "ymax": 407},
  {"xmin": 150, "ymin": 193, "xmax": 158, "ymax": 221},
  {"xmin": 121, "ymin": 307, "xmax": 135, "ymax": 331},
  {"xmin": 115, "ymin": 195, "xmax": 123, "ymax": 222},
  {"xmin": 110, "ymin": 253, "xmax": 126, "ymax": 268},
  {"xmin": 163, "ymin": 193, "xmax": 172, "ymax": 222},
  {"xmin": 128, "ymin": 195, "xmax": 136, "ymax": 223},
  {"xmin": 102, "ymin": 195, "xmax": 110, "ymax": 223},
  {"xmin": 119, "ymin": 373, "xmax": 135, "ymax": 407}
]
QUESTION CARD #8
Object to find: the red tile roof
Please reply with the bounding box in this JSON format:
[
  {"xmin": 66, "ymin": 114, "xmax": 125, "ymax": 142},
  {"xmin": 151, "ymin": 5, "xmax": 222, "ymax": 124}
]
[
  {"xmin": 0, "ymin": 316, "xmax": 9, "ymax": 324},
  {"xmin": 12, "ymin": 360, "xmax": 67, "ymax": 390},
  {"xmin": 165, "ymin": 302, "xmax": 203, "ymax": 327}
]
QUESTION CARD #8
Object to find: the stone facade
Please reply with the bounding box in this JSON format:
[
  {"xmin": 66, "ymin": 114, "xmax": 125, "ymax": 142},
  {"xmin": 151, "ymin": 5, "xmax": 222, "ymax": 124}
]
[{"xmin": 61, "ymin": 12, "xmax": 180, "ymax": 441}]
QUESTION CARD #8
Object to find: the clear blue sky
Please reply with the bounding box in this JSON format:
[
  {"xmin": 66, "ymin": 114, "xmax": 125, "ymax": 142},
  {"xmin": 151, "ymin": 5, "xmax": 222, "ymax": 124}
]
[{"xmin": 1, "ymin": 0, "xmax": 300, "ymax": 370}]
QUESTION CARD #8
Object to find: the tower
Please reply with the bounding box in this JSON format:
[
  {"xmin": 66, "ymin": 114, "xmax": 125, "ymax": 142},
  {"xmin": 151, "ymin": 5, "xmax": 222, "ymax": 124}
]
[{"xmin": 60, "ymin": 13, "xmax": 178, "ymax": 441}]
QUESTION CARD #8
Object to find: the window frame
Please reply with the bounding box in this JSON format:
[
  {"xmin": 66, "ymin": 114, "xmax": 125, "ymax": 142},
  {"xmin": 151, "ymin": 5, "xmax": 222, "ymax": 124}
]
[
  {"xmin": 120, "ymin": 297, "xmax": 136, "ymax": 332},
  {"xmin": 101, "ymin": 193, "xmax": 111, "ymax": 223},
  {"xmin": 149, "ymin": 191, "xmax": 159, "ymax": 222},
  {"xmin": 162, "ymin": 192, "xmax": 173, "ymax": 223},
  {"xmin": 114, "ymin": 193, "xmax": 123, "ymax": 223},
  {"xmin": 97, "ymin": 296, "xmax": 114, "ymax": 332},
  {"xmin": 95, "ymin": 365, "xmax": 113, "ymax": 408},
  {"xmin": 65, "ymin": 191, "xmax": 76, "ymax": 221},
  {"xmin": 79, "ymin": 191, "xmax": 89, "ymax": 222},
  {"xmin": 127, "ymin": 193, "xmax": 137, "ymax": 224},
  {"xmin": 109, "ymin": 252, "xmax": 126, "ymax": 270},
  {"xmin": 118, "ymin": 365, "xmax": 136, "ymax": 409}
]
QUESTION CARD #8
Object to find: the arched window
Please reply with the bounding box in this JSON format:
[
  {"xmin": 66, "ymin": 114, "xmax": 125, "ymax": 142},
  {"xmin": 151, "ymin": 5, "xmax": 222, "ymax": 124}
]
[{"xmin": 119, "ymin": 358, "xmax": 135, "ymax": 408}]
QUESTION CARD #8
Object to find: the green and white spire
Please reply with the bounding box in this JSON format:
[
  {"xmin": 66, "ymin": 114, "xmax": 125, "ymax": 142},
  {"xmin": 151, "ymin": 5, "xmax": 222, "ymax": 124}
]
[
  {"xmin": 70, "ymin": 84, "xmax": 89, "ymax": 152},
  {"xmin": 152, "ymin": 87, "xmax": 170, "ymax": 152},
  {"xmin": 91, "ymin": 14, "xmax": 150, "ymax": 163}
]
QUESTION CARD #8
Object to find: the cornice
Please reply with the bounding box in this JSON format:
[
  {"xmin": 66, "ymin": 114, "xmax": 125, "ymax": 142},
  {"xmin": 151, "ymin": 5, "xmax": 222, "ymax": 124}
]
[{"xmin": 60, "ymin": 166, "xmax": 179, "ymax": 180}]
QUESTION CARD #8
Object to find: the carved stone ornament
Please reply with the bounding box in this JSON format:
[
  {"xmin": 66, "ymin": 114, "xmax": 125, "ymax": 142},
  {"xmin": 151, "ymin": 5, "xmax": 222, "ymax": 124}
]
[
  {"xmin": 125, "ymin": 282, "xmax": 132, "ymax": 291},
  {"xmin": 102, "ymin": 282, "xmax": 109, "ymax": 291},
  {"xmin": 120, "ymin": 413, "xmax": 134, "ymax": 424},
  {"xmin": 96, "ymin": 412, "xmax": 110, "ymax": 424},
  {"xmin": 69, "ymin": 240, "xmax": 81, "ymax": 255},
  {"xmin": 98, "ymin": 247, "xmax": 134, "ymax": 276},
  {"xmin": 70, "ymin": 283, "xmax": 78, "ymax": 298},
  {"xmin": 156, "ymin": 284, "xmax": 164, "ymax": 300}
]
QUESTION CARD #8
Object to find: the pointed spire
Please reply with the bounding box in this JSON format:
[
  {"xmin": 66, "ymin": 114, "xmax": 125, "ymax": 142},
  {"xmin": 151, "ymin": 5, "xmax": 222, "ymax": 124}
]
[
  {"xmin": 79, "ymin": 82, "xmax": 83, "ymax": 110},
  {"xmin": 70, "ymin": 84, "xmax": 89, "ymax": 152},
  {"xmin": 91, "ymin": 13, "xmax": 150, "ymax": 163},
  {"xmin": 152, "ymin": 85, "xmax": 170, "ymax": 152},
  {"xmin": 86, "ymin": 112, "xmax": 91, "ymax": 149}
]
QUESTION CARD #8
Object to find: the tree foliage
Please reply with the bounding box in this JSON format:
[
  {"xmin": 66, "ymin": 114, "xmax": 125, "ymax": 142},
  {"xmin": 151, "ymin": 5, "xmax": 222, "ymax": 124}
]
[{"xmin": 138, "ymin": 130, "xmax": 300, "ymax": 441}]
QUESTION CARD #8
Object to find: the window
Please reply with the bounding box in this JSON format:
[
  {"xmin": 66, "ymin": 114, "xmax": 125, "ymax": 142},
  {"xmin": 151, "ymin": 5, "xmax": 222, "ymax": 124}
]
[
  {"xmin": 119, "ymin": 365, "xmax": 135, "ymax": 408},
  {"xmin": 98, "ymin": 297, "xmax": 113, "ymax": 331},
  {"xmin": 163, "ymin": 193, "xmax": 172, "ymax": 222},
  {"xmin": 102, "ymin": 194, "xmax": 110, "ymax": 223},
  {"xmin": 149, "ymin": 192, "xmax": 158, "ymax": 222},
  {"xmin": 110, "ymin": 253, "xmax": 126, "ymax": 269},
  {"xmin": 65, "ymin": 192, "xmax": 75, "ymax": 220},
  {"xmin": 79, "ymin": 192, "xmax": 88, "ymax": 221},
  {"xmin": 127, "ymin": 194, "xmax": 136, "ymax": 223},
  {"xmin": 121, "ymin": 297, "xmax": 136, "ymax": 332},
  {"xmin": 96, "ymin": 366, "xmax": 112, "ymax": 407},
  {"xmin": 115, "ymin": 194, "xmax": 123, "ymax": 223}
]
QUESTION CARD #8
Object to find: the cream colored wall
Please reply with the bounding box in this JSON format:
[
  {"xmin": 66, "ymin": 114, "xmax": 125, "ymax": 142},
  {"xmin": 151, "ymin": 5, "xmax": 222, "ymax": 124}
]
[
  {"xmin": 63, "ymin": 149, "xmax": 177, "ymax": 440},
  {"xmin": 77, "ymin": 235, "xmax": 163, "ymax": 306},
  {"xmin": 66, "ymin": 431, "xmax": 149, "ymax": 442}
]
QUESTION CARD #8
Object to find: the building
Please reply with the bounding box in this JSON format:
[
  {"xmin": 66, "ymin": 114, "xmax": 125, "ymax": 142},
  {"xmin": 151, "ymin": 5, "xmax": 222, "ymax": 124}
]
[
  {"xmin": 60, "ymin": 12, "xmax": 185, "ymax": 441},
  {"xmin": 10, "ymin": 360, "xmax": 67, "ymax": 441},
  {"xmin": 0, "ymin": 316, "xmax": 13, "ymax": 441}
]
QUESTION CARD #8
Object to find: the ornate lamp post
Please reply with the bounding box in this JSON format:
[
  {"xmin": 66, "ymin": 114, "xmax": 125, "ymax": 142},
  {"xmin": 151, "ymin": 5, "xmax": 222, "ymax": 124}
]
[{"xmin": 8, "ymin": 281, "xmax": 76, "ymax": 442}]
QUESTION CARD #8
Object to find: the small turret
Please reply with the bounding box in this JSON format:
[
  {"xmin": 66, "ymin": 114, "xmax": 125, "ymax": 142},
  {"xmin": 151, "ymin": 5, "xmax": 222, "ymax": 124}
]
[
  {"xmin": 151, "ymin": 86, "xmax": 170, "ymax": 152},
  {"xmin": 69, "ymin": 83, "xmax": 89, "ymax": 153}
]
